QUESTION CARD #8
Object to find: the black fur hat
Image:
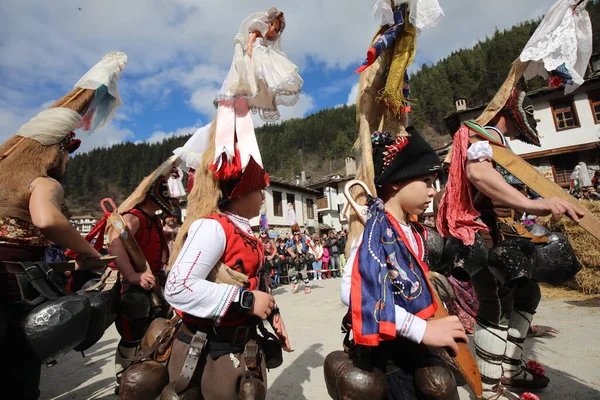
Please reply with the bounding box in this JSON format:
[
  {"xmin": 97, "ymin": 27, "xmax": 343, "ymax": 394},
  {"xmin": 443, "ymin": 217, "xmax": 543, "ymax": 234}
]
[{"xmin": 372, "ymin": 126, "xmax": 441, "ymax": 186}]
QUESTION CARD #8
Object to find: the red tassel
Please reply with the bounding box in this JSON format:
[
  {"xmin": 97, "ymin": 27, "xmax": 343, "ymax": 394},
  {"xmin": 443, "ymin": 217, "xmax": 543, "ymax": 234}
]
[
  {"xmin": 209, "ymin": 149, "xmax": 243, "ymax": 181},
  {"xmin": 65, "ymin": 214, "xmax": 109, "ymax": 259},
  {"xmin": 526, "ymin": 360, "xmax": 546, "ymax": 376},
  {"xmin": 187, "ymin": 168, "xmax": 195, "ymax": 193},
  {"xmin": 520, "ymin": 393, "xmax": 540, "ymax": 400},
  {"xmin": 66, "ymin": 273, "xmax": 75, "ymax": 292},
  {"xmin": 548, "ymin": 76, "xmax": 563, "ymax": 89}
]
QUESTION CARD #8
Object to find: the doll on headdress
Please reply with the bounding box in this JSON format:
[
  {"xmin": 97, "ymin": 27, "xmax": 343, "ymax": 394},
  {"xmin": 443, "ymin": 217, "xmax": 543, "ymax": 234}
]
[{"xmin": 215, "ymin": 7, "xmax": 304, "ymax": 122}]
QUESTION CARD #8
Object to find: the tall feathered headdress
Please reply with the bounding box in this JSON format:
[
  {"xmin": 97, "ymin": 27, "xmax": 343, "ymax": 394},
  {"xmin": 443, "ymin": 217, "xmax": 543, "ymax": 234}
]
[
  {"xmin": 1, "ymin": 51, "xmax": 127, "ymax": 159},
  {"xmin": 347, "ymin": 1, "xmax": 444, "ymax": 251}
]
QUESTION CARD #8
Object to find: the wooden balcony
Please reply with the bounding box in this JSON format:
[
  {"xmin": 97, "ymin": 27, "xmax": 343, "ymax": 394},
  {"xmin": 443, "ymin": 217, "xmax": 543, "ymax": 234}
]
[{"xmin": 316, "ymin": 196, "xmax": 329, "ymax": 211}]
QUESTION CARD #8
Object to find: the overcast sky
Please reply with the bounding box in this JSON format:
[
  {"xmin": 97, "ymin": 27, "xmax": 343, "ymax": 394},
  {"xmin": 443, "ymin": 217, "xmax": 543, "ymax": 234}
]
[{"xmin": 0, "ymin": 0, "xmax": 558, "ymax": 152}]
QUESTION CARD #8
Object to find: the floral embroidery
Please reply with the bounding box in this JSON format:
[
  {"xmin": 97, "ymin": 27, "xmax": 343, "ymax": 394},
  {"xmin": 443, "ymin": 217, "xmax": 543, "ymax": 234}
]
[{"xmin": 0, "ymin": 217, "xmax": 49, "ymax": 247}]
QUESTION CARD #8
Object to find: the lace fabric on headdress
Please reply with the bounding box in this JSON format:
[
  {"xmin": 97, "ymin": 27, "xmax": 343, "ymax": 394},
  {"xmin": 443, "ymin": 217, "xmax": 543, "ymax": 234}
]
[
  {"xmin": 408, "ymin": 0, "xmax": 445, "ymax": 31},
  {"xmin": 373, "ymin": 0, "xmax": 395, "ymax": 26},
  {"xmin": 173, "ymin": 123, "xmax": 212, "ymax": 171},
  {"xmin": 373, "ymin": 0, "xmax": 444, "ymax": 30},
  {"xmin": 520, "ymin": 0, "xmax": 592, "ymax": 93}
]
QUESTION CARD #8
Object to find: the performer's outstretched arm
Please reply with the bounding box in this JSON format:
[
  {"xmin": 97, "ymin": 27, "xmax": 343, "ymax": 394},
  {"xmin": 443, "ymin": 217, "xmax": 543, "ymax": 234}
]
[
  {"xmin": 29, "ymin": 176, "xmax": 101, "ymax": 266},
  {"xmin": 466, "ymin": 159, "xmax": 583, "ymax": 221}
]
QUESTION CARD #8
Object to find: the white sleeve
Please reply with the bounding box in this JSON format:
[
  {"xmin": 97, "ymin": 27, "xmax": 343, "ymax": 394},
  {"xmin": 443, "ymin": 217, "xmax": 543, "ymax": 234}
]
[
  {"xmin": 341, "ymin": 237, "xmax": 427, "ymax": 344},
  {"xmin": 164, "ymin": 218, "xmax": 240, "ymax": 321},
  {"xmin": 466, "ymin": 140, "xmax": 493, "ymax": 162},
  {"xmin": 340, "ymin": 239, "xmax": 359, "ymax": 307}
]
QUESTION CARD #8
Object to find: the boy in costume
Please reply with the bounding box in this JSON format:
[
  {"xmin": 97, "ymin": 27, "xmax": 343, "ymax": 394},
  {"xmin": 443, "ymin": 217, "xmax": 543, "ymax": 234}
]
[
  {"xmin": 108, "ymin": 156, "xmax": 182, "ymax": 393},
  {"xmin": 159, "ymin": 8, "xmax": 298, "ymax": 397},
  {"xmin": 338, "ymin": 127, "xmax": 466, "ymax": 399}
]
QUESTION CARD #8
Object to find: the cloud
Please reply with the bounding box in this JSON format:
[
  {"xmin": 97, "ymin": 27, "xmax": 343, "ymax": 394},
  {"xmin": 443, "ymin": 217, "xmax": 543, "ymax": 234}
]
[
  {"xmin": 0, "ymin": 106, "xmax": 33, "ymax": 140},
  {"xmin": 1, "ymin": 0, "xmax": 557, "ymax": 80},
  {"xmin": 189, "ymin": 86, "xmax": 220, "ymax": 116},
  {"xmin": 346, "ymin": 82, "xmax": 360, "ymax": 106},
  {"xmin": 1, "ymin": 0, "xmax": 560, "ymax": 146},
  {"xmin": 146, "ymin": 125, "xmax": 200, "ymax": 144},
  {"xmin": 76, "ymin": 124, "xmax": 136, "ymax": 153}
]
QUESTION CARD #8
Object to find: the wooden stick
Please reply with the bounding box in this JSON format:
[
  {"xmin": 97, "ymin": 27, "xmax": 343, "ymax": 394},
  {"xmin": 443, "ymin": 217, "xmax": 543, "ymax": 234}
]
[
  {"xmin": 59, "ymin": 88, "xmax": 85, "ymax": 108},
  {"xmin": 50, "ymin": 88, "xmax": 95, "ymax": 115}
]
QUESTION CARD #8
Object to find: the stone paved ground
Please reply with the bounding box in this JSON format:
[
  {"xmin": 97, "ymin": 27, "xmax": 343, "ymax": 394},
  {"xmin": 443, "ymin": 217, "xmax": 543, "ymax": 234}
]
[{"xmin": 40, "ymin": 278, "xmax": 600, "ymax": 399}]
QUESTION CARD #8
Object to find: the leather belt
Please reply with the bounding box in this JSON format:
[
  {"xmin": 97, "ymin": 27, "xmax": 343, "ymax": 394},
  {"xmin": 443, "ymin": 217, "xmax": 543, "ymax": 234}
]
[
  {"xmin": 173, "ymin": 330, "xmax": 208, "ymax": 393},
  {"xmin": 178, "ymin": 322, "xmax": 257, "ymax": 347},
  {"xmin": 16, "ymin": 261, "xmax": 70, "ymax": 301}
]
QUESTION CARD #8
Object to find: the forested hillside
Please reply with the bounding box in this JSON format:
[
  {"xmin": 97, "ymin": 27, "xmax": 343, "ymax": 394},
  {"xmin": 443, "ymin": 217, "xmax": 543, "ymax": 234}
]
[
  {"xmin": 63, "ymin": 1, "xmax": 600, "ymax": 214},
  {"xmin": 410, "ymin": 0, "xmax": 600, "ymax": 135}
]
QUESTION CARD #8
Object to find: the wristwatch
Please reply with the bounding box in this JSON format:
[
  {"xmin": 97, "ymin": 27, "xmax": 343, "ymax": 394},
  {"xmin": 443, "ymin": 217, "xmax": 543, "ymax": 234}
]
[{"xmin": 240, "ymin": 290, "xmax": 255, "ymax": 312}]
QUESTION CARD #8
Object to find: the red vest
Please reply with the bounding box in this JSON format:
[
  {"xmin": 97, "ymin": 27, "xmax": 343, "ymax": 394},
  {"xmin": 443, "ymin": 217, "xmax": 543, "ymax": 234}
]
[
  {"xmin": 124, "ymin": 208, "xmax": 168, "ymax": 274},
  {"xmin": 208, "ymin": 213, "xmax": 264, "ymax": 290},
  {"xmin": 178, "ymin": 213, "xmax": 265, "ymax": 326}
]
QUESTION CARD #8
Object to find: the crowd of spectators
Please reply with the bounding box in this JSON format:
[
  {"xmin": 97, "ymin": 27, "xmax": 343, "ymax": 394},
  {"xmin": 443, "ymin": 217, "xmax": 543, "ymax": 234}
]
[{"xmin": 259, "ymin": 228, "xmax": 349, "ymax": 290}]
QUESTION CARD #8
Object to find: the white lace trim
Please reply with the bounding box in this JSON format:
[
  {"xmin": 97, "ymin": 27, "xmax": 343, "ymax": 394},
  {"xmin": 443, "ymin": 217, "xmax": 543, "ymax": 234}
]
[
  {"xmin": 223, "ymin": 211, "xmax": 253, "ymax": 236},
  {"xmin": 173, "ymin": 123, "xmax": 212, "ymax": 171},
  {"xmin": 214, "ymin": 40, "xmax": 303, "ymax": 122},
  {"xmin": 214, "ymin": 76, "xmax": 302, "ymax": 122},
  {"xmin": 372, "ymin": 0, "xmax": 445, "ymax": 30},
  {"xmin": 467, "ymin": 141, "xmax": 493, "ymax": 162}
]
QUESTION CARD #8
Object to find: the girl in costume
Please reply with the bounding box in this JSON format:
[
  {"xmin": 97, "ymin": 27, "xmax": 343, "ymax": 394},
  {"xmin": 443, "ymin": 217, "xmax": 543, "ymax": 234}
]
[
  {"xmin": 321, "ymin": 239, "xmax": 330, "ymax": 279},
  {"xmin": 338, "ymin": 128, "xmax": 466, "ymax": 399},
  {"xmin": 216, "ymin": 7, "xmax": 303, "ymax": 122},
  {"xmin": 311, "ymin": 237, "xmax": 324, "ymax": 280},
  {"xmin": 163, "ymin": 121, "xmax": 292, "ymax": 400}
]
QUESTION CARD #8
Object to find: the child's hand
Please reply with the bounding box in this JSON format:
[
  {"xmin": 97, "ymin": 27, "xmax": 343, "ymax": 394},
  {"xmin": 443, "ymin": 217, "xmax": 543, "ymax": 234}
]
[{"xmin": 421, "ymin": 316, "xmax": 467, "ymax": 356}]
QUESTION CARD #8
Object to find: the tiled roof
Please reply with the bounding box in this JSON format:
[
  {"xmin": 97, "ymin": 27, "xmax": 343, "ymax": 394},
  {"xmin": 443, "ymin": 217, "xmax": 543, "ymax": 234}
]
[
  {"xmin": 269, "ymin": 177, "xmax": 320, "ymax": 194},
  {"xmin": 304, "ymin": 174, "xmax": 356, "ymax": 188}
]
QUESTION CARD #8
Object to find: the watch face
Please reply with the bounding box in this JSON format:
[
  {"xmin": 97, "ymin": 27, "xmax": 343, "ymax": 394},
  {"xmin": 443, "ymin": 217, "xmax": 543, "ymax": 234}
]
[{"xmin": 242, "ymin": 291, "xmax": 254, "ymax": 309}]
